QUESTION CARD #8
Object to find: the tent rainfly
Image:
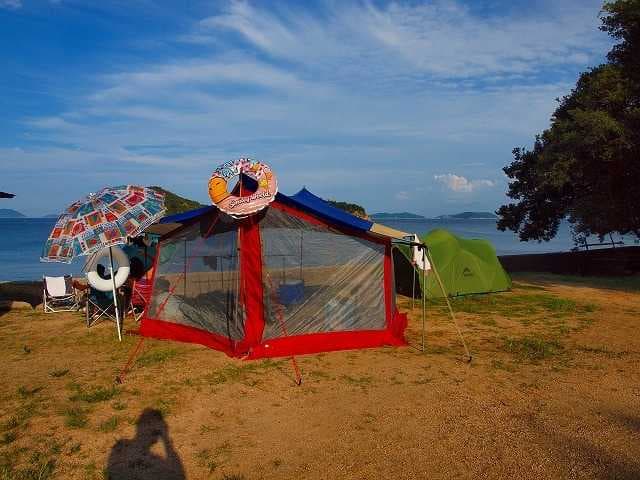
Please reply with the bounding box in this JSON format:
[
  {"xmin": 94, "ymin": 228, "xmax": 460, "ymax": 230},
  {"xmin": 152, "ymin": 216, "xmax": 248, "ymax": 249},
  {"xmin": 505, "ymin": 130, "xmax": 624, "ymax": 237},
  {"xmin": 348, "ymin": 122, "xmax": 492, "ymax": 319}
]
[
  {"xmin": 140, "ymin": 187, "xmax": 408, "ymax": 359},
  {"xmin": 395, "ymin": 228, "xmax": 511, "ymax": 298}
]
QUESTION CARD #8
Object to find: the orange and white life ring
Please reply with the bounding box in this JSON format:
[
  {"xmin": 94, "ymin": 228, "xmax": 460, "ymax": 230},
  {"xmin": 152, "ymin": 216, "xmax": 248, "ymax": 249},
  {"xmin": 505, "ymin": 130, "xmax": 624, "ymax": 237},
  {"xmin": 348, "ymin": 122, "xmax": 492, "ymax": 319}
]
[{"xmin": 208, "ymin": 158, "xmax": 278, "ymax": 218}]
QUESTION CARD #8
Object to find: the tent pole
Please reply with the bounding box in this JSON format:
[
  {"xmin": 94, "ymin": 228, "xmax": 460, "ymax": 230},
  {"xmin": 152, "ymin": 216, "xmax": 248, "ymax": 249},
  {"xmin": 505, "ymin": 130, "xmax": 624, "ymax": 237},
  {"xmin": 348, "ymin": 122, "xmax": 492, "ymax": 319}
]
[
  {"xmin": 412, "ymin": 265, "xmax": 417, "ymax": 312},
  {"xmin": 299, "ymin": 230, "xmax": 303, "ymax": 282},
  {"xmin": 109, "ymin": 246, "xmax": 122, "ymax": 342},
  {"xmin": 235, "ymin": 229, "xmax": 241, "ymax": 335},
  {"xmin": 427, "ymin": 250, "xmax": 472, "ymax": 362},
  {"xmin": 421, "ymin": 248, "xmax": 426, "ymax": 352}
]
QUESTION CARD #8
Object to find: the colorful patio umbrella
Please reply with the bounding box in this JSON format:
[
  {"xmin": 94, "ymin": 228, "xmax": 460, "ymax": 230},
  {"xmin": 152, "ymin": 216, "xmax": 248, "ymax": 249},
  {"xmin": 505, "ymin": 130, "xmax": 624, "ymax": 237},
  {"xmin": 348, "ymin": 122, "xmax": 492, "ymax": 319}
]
[
  {"xmin": 41, "ymin": 185, "xmax": 166, "ymax": 340},
  {"xmin": 41, "ymin": 185, "xmax": 165, "ymax": 263}
]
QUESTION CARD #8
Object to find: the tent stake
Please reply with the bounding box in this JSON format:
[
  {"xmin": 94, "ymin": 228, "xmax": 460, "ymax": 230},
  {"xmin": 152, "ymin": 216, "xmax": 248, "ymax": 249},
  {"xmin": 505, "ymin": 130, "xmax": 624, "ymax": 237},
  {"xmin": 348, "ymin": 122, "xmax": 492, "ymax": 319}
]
[
  {"xmin": 291, "ymin": 356, "xmax": 302, "ymax": 386},
  {"xmin": 427, "ymin": 250, "xmax": 472, "ymax": 362},
  {"xmin": 115, "ymin": 336, "xmax": 146, "ymax": 384}
]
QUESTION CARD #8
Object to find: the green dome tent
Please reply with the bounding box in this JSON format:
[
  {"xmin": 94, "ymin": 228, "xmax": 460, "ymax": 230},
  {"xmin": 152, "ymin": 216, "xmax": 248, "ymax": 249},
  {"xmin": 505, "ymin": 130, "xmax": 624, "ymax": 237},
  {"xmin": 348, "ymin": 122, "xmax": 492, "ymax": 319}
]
[{"xmin": 395, "ymin": 229, "xmax": 511, "ymax": 298}]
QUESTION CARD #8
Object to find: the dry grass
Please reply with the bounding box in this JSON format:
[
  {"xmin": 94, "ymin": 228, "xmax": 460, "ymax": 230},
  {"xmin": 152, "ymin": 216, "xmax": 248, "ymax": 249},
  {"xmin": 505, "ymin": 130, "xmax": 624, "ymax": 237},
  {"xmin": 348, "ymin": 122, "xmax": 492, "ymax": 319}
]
[{"xmin": 0, "ymin": 272, "xmax": 639, "ymax": 479}]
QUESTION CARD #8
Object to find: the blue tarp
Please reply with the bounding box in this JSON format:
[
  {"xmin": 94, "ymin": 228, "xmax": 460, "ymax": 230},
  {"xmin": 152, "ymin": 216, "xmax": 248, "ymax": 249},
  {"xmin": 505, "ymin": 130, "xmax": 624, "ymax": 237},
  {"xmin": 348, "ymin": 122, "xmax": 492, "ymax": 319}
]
[
  {"xmin": 160, "ymin": 205, "xmax": 216, "ymax": 224},
  {"xmin": 282, "ymin": 188, "xmax": 373, "ymax": 232},
  {"xmin": 158, "ymin": 184, "xmax": 372, "ymax": 234}
]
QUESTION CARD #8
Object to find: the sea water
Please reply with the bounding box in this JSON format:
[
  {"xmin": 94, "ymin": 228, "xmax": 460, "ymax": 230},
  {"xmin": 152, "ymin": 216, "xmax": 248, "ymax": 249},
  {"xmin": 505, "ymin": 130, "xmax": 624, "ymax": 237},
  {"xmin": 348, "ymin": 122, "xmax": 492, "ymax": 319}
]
[
  {"xmin": 0, "ymin": 218, "xmax": 636, "ymax": 282},
  {"xmin": 0, "ymin": 218, "xmax": 84, "ymax": 281}
]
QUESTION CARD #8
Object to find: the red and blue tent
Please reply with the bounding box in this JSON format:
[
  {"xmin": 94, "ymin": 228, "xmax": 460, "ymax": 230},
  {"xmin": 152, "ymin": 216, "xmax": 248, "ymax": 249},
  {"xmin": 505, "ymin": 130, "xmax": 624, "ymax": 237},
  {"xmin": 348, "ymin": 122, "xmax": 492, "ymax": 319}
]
[{"xmin": 140, "ymin": 185, "xmax": 407, "ymax": 359}]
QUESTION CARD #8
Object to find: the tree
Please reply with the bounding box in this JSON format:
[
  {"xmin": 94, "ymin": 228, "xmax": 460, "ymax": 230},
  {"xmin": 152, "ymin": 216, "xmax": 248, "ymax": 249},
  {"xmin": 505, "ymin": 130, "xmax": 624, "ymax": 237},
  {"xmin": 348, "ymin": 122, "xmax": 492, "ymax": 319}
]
[
  {"xmin": 149, "ymin": 186, "xmax": 204, "ymax": 216},
  {"xmin": 327, "ymin": 199, "xmax": 368, "ymax": 219},
  {"xmin": 497, "ymin": 0, "xmax": 640, "ymax": 242}
]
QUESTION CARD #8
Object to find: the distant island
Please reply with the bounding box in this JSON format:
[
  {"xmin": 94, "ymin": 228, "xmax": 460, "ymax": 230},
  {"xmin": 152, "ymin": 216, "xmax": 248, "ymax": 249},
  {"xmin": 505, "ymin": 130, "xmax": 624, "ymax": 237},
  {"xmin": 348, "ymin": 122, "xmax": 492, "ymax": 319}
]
[
  {"xmin": 0, "ymin": 209, "xmax": 26, "ymax": 218},
  {"xmin": 327, "ymin": 200, "xmax": 367, "ymax": 219},
  {"xmin": 150, "ymin": 186, "xmax": 204, "ymax": 216},
  {"xmin": 434, "ymin": 211, "xmax": 497, "ymax": 220},
  {"xmin": 370, "ymin": 211, "xmax": 498, "ymax": 221},
  {"xmin": 371, "ymin": 212, "xmax": 426, "ymax": 221}
]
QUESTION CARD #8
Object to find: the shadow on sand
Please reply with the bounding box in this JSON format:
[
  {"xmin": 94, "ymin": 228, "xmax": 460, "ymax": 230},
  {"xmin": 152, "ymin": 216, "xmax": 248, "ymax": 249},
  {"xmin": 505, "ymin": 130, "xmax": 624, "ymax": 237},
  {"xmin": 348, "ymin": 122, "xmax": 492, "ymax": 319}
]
[{"xmin": 106, "ymin": 408, "xmax": 185, "ymax": 480}]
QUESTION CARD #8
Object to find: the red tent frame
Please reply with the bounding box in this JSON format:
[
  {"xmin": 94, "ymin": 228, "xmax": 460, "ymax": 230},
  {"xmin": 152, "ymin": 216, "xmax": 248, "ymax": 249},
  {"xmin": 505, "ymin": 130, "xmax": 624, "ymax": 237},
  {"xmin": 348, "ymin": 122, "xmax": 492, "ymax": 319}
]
[{"xmin": 140, "ymin": 197, "xmax": 407, "ymax": 359}]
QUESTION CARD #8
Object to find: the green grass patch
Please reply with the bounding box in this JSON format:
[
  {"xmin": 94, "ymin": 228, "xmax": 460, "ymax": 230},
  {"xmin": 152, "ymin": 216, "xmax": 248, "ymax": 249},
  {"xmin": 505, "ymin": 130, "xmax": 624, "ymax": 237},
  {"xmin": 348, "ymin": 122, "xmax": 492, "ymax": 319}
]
[
  {"xmin": 196, "ymin": 449, "xmax": 219, "ymax": 473},
  {"xmin": 69, "ymin": 385, "xmax": 118, "ymax": 404},
  {"xmin": 422, "ymin": 344, "xmax": 451, "ymax": 355},
  {"xmin": 501, "ymin": 335, "xmax": 564, "ymax": 362},
  {"xmin": 68, "ymin": 442, "xmax": 82, "ymax": 455},
  {"xmin": 0, "ymin": 451, "xmax": 57, "ymax": 480},
  {"xmin": 17, "ymin": 385, "xmax": 43, "ymax": 398},
  {"xmin": 98, "ymin": 416, "xmax": 119, "ymax": 433},
  {"xmin": 443, "ymin": 292, "xmax": 597, "ymax": 320},
  {"xmin": 0, "ymin": 417, "xmax": 19, "ymax": 432},
  {"xmin": 8, "ymin": 400, "xmax": 41, "ymax": 429},
  {"xmin": 136, "ymin": 348, "xmax": 180, "ymax": 367},
  {"xmin": 491, "ymin": 359, "xmax": 516, "ymax": 372},
  {"xmin": 0, "ymin": 431, "xmax": 17, "ymax": 445},
  {"xmin": 479, "ymin": 318, "xmax": 497, "ymax": 327},
  {"xmin": 203, "ymin": 362, "xmax": 274, "ymax": 386},
  {"xmin": 64, "ymin": 407, "xmax": 89, "ymax": 429},
  {"xmin": 151, "ymin": 398, "xmax": 176, "ymax": 417},
  {"xmin": 310, "ymin": 370, "xmax": 332, "ymax": 380},
  {"xmin": 341, "ymin": 375, "xmax": 373, "ymax": 387},
  {"xmin": 196, "ymin": 442, "xmax": 232, "ymax": 473},
  {"xmin": 412, "ymin": 377, "xmax": 433, "ymax": 385},
  {"xmin": 112, "ymin": 401, "xmax": 127, "ymax": 411},
  {"xmin": 576, "ymin": 345, "xmax": 628, "ymax": 358},
  {"xmin": 49, "ymin": 369, "xmax": 69, "ymax": 378}
]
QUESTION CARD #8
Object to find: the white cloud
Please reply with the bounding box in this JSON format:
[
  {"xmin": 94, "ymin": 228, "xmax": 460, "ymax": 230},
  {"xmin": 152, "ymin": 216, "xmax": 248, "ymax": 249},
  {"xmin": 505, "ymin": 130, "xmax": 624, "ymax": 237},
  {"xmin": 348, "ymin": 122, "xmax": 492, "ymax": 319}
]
[
  {"xmin": 11, "ymin": 0, "xmax": 610, "ymax": 216},
  {"xmin": 0, "ymin": 0, "xmax": 21, "ymax": 9},
  {"xmin": 434, "ymin": 174, "xmax": 495, "ymax": 193},
  {"xmin": 192, "ymin": 0, "xmax": 608, "ymax": 81}
]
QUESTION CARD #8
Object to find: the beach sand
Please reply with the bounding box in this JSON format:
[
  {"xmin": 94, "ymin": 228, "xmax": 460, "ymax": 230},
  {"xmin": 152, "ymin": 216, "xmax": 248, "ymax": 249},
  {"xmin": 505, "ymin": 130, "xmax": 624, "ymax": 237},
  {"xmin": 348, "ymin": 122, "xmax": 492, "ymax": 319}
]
[{"xmin": 0, "ymin": 273, "xmax": 639, "ymax": 479}]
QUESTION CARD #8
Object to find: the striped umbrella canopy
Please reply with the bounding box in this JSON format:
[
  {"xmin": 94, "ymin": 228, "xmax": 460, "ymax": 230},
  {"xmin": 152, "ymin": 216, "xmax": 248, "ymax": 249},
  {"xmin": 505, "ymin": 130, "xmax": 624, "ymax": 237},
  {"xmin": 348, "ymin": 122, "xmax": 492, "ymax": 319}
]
[{"xmin": 41, "ymin": 185, "xmax": 165, "ymax": 263}]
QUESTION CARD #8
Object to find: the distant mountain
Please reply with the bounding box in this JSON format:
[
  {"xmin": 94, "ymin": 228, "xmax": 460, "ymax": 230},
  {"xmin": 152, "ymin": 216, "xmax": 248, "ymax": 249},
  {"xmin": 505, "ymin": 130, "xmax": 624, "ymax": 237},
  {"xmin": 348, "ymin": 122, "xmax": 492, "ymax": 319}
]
[
  {"xmin": 149, "ymin": 186, "xmax": 205, "ymax": 216},
  {"xmin": 371, "ymin": 212, "xmax": 426, "ymax": 220},
  {"xmin": 0, "ymin": 209, "xmax": 26, "ymax": 218},
  {"xmin": 435, "ymin": 211, "xmax": 497, "ymax": 220}
]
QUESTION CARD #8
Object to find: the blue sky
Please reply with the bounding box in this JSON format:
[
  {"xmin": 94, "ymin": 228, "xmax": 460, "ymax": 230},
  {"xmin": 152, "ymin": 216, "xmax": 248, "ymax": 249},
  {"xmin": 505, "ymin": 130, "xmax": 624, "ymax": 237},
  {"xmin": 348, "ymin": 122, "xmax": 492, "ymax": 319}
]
[{"xmin": 1, "ymin": 0, "xmax": 611, "ymax": 217}]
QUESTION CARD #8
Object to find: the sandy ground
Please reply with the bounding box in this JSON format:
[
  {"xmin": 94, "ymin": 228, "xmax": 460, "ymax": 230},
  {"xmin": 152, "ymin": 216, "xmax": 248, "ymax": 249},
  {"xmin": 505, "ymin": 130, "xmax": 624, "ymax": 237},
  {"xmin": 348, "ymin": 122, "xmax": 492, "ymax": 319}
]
[{"xmin": 1, "ymin": 273, "xmax": 639, "ymax": 479}]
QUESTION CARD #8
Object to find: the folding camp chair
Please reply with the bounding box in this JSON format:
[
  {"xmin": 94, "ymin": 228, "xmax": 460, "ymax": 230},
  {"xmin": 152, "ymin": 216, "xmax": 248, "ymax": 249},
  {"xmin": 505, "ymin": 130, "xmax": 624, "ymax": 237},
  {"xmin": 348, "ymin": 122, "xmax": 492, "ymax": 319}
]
[
  {"xmin": 43, "ymin": 275, "xmax": 79, "ymax": 313},
  {"xmin": 127, "ymin": 278, "xmax": 153, "ymax": 322},
  {"xmin": 86, "ymin": 288, "xmax": 120, "ymax": 328}
]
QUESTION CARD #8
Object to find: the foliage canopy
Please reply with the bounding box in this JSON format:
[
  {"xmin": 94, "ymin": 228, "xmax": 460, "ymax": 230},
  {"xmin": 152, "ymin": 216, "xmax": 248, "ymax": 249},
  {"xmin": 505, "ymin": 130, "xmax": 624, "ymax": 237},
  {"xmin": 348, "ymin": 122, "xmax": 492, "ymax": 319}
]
[
  {"xmin": 327, "ymin": 199, "xmax": 368, "ymax": 219},
  {"xmin": 497, "ymin": 0, "xmax": 640, "ymax": 242},
  {"xmin": 150, "ymin": 186, "xmax": 204, "ymax": 216}
]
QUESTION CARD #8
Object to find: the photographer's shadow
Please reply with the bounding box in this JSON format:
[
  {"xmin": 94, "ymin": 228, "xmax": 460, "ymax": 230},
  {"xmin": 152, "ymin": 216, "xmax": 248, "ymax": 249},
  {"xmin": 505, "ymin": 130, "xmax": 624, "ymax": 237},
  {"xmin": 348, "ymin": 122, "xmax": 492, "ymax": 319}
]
[{"xmin": 106, "ymin": 408, "xmax": 185, "ymax": 480}]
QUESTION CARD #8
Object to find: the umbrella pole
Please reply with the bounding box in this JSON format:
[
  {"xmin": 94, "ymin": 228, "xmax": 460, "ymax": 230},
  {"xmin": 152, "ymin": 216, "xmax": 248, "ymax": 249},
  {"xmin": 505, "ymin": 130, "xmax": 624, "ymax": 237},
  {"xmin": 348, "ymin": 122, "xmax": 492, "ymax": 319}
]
[
  {"xmin": 109, "ymin": 246, "xmax": 123, "ymax": 342},
  {"xmin": 421, "ymin": 248, "xmax": 426, "ymax": 352}
]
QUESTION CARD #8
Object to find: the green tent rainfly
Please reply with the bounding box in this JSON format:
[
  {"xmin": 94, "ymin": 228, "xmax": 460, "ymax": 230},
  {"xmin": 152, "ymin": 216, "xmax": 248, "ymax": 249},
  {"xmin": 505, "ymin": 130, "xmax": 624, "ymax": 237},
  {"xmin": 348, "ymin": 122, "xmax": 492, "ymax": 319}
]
[{"xmin": 395, "ymin": 229, "xmax": 511, "ymax": 298}]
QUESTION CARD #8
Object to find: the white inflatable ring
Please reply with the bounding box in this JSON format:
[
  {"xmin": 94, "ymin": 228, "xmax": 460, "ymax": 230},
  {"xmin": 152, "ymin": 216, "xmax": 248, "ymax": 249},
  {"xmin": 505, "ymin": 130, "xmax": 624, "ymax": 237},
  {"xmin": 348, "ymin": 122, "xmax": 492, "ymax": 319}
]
[
  {"xmin": 208, "ymin": 158, "xmax": 277, "ymax": 218},
  {"xmin": 86, "ymin": 246, "xmax": 130, "ymax": 292}
]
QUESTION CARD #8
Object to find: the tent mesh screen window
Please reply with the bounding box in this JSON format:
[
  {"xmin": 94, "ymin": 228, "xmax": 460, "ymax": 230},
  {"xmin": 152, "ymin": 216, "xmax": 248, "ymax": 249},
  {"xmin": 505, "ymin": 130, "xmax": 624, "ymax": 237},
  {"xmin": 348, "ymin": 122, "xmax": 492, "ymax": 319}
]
[
  {"xmin": 147, "ymin": 214, "xmax": 245, "ymax": 340},
  {"xmin": 260, "ymin": 207, "xmax": 386, "ymax": 339}
]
